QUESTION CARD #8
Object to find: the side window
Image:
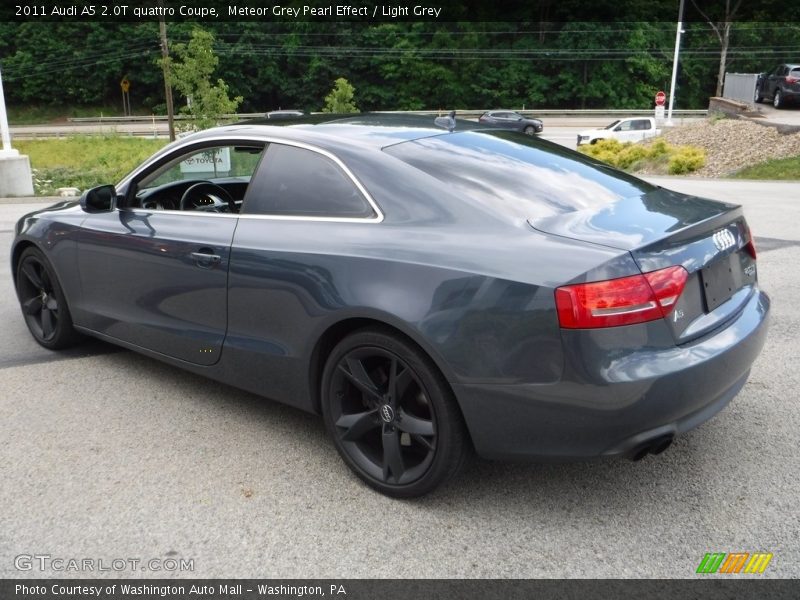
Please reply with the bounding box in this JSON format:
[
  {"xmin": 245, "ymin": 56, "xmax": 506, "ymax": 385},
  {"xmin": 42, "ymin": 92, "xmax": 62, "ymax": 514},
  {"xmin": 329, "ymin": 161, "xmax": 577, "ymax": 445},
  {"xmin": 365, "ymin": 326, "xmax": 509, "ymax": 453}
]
[
  {"xmin": 133, "ymin": 143, "xmax": 265, "ymax": 212},
  {"xmin": 634, "ymin": 119, "xmax": 650, "ymax": 130},
  {"xmin": 617, "ymin": 121, "xmax": 633, "ymax": 131},
  {"xmin": 242, "ymin": 144, "xmax": 376, "ymax": 218},
  {"xmin": 141, "ymin": 145, "xmax": 263, "ymax": 189}
]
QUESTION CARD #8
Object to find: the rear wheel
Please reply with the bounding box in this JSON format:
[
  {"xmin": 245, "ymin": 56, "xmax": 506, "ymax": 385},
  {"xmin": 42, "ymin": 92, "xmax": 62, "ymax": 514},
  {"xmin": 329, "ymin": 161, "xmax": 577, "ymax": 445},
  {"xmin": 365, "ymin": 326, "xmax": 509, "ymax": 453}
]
[
  {"xmin": 773, "ymin": 89, "xmax": 783, "ymax": 108},
  {"xmin": 15, "ymin": 247, "xmax": 82, "ymax": 350},
  {"xmin": 321, "ymin": 329, "xmax": 469, "ymax": 498}
]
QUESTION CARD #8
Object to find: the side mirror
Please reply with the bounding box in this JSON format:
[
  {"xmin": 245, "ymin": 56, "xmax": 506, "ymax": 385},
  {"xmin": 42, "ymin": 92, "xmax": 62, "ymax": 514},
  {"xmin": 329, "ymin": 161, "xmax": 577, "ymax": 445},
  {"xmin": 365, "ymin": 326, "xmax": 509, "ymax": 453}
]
[{"xmin": 79, "ymin": 185, "xmax": 116, "ymax": 213}]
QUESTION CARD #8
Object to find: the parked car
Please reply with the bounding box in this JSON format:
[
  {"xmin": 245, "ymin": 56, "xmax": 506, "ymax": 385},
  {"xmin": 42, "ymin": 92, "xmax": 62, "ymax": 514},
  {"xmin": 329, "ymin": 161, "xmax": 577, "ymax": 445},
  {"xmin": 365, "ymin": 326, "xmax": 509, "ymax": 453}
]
[
  {"xmin": 266, "ymin": 109, "xmax": 305, "ymax": 119},
  {"xmin": 477, "ymin": 110, "xmax": 543, "ymax": 134},
  {"xmin": 577, "ymin": 116, "xmax": 661, "ymax": 146},
  {"xmin": 755, "ymin": 64, "xmax": 800, "ymax": 108},
  {"xmin": 12, "ymin": 114, "xmax": 769, "ymax": 498}
]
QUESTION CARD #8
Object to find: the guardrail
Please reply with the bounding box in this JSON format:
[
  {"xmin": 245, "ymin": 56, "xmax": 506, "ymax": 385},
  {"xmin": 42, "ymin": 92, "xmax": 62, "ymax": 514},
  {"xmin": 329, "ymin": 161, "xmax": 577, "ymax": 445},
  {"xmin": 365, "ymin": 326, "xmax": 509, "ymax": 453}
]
[{"xmin": 66, "ymin": 108, "xmax": 708, "ymax": 124}]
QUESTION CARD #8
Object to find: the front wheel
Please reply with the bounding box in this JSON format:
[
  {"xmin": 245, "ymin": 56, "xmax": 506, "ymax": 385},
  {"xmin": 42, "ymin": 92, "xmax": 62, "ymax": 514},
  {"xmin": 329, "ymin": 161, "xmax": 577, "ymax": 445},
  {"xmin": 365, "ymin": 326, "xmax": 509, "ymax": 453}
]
[
  {"xmin": 15, "ymin": 247, "xmax": 82, "ymax": 350},
  {"xmin": 321, "ymin": 329, "xmax": 470, "ymax": 498},
  {"xmin": 523, "ymin": 125, "xmax": 535, "ymax": 135},
  {"xmin": 754, "ymin": 87, "xmax": 763, "ymax": 103}
]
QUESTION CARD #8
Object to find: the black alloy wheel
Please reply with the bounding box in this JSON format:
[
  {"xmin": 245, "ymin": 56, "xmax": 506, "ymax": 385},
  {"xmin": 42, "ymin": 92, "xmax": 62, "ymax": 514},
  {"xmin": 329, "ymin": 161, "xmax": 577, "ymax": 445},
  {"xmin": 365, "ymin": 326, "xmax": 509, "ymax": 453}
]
[
  {"xmin": 16, "ymin": 247, "xmax": 81, "ymax": 349},
  {"xmin": 773, "ymin": 90, "xmax": 783, "ymax": 109},
  {"xmin": 321, "ymin": 329, "xmax": 469, "ymax": 498}
]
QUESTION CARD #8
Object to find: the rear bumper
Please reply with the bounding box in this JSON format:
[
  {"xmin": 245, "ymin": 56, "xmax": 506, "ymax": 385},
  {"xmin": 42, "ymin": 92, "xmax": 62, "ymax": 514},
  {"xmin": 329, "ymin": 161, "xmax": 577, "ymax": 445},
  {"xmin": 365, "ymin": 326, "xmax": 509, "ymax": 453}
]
[{"xmin": 454, "ymin": 288, "xmax": 770, "ymax": 460}]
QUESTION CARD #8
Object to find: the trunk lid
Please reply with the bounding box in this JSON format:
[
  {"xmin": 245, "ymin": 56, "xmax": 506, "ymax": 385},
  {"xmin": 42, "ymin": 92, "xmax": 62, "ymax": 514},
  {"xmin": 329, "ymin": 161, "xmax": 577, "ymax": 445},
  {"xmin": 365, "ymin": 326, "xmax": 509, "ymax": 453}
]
[{"xmin": 530, "ymin": 188, "xmax": 758, "ymax": 343}]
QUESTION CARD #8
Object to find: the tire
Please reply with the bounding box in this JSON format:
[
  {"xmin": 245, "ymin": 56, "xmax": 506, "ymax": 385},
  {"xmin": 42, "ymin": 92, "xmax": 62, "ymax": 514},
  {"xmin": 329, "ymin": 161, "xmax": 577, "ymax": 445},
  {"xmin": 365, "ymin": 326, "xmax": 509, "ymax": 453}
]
[
  {"xmin": 590, "ymin": 138, "xmax": 601, "ymax": 145},
  {"xmin": 754, "ymin": 87, "xmax": 763, "ymax": 103},
  {"xmin": 773, "ymin": 89, "xmax": 783, "ymax": 109},
  {"xmin": 15, "ymin": 247, "xmax": 82, "ymax": 350},
  {"xmin": 523, "ymin": 125, "xmax": 535, "ymax": 135},
  {"xmin": 321, "ymin": 328, "xmax": 470, "ymax": 498}
]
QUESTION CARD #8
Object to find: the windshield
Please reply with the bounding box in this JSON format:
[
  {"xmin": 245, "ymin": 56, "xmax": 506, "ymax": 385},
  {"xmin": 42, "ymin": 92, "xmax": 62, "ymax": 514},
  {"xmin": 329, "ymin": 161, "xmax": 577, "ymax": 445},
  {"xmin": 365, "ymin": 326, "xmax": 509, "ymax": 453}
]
[{"xmin": 604, "ymin": 120, "xmax": 621, "ymax": 130}]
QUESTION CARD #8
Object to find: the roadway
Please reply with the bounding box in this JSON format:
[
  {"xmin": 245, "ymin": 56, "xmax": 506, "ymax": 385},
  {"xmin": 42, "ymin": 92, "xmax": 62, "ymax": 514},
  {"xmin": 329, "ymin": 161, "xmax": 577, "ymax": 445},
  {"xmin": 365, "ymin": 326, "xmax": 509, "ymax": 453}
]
[{"xmin": 1, "ymin": 177, "xmax": 799, "ymax": 578}]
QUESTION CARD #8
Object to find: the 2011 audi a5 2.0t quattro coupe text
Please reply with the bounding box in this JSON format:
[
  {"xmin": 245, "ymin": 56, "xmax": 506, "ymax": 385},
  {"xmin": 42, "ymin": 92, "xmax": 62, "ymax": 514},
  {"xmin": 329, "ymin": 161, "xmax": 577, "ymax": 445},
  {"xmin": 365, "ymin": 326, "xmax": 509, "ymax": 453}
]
[{"xmin": 12, "ymin": 115, "xmax": 769, "ymax": 497}]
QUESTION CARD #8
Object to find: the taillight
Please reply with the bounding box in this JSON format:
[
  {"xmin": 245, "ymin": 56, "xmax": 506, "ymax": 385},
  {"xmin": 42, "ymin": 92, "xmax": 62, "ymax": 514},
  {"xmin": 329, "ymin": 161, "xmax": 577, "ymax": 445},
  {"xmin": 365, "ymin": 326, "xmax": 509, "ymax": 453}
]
[
  {"xmin": 786, "ymin": 76, "xmax": 799, "ymax": 84},
  {"xmin": 555, "ymin": 266, "xmax": 688, "ymax": 329},
  {"xmin": 744, "ymin": 224, "xmax": 757, "ymax": 259}
]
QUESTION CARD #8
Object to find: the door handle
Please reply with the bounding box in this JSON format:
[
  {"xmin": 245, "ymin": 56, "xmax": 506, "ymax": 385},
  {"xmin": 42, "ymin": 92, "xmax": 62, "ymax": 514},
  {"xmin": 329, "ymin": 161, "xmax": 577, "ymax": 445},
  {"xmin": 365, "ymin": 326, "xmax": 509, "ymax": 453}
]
[{"xmin": 190, "ymin": 250, "xmax": 221, "ymax": 268}]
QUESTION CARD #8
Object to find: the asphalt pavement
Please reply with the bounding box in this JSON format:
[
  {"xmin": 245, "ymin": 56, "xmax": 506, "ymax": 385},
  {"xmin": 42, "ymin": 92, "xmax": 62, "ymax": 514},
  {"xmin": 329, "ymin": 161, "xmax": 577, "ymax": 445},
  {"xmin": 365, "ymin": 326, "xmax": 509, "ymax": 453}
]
[{"xmin": 1, "ymin": 179, "xmax": 798, "ymax": 578}]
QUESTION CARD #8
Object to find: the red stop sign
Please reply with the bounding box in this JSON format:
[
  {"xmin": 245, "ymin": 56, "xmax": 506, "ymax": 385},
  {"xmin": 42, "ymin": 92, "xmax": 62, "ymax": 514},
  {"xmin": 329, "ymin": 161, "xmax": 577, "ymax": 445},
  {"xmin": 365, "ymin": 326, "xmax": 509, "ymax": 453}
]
[{"xmin": 655, "ymin": 91, "xmax": 666, "ymax": 106}]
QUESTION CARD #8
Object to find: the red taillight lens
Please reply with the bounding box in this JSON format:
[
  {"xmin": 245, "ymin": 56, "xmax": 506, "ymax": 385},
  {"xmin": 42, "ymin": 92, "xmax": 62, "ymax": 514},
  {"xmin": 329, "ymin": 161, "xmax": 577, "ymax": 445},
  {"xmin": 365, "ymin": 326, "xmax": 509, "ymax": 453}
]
[
  {"xmin": 744, "ymin": 224, "xmax": 757, "ymax": 259},
  {"xmin": 786, "ymin": 76, "xmax": 798, "ymax": 84},
  {"xmin": 555, "ymin": 266, "xmax": 688, "ymax": 329}
]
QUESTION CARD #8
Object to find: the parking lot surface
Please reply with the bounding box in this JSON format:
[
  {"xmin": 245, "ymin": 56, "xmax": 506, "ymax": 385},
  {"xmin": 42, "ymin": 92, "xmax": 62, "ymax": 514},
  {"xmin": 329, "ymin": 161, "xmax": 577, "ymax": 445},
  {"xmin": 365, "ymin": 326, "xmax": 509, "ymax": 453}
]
[{"xmin": 1, "ymin": 178, "xmax": 798, "ymax": 578}]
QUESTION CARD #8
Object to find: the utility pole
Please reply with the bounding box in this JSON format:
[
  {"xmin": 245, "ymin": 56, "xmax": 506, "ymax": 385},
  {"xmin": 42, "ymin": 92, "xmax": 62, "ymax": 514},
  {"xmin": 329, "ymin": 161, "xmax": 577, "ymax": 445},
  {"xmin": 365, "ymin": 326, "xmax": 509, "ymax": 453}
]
[
  {"xmin": 158, "ymin": 1, "xmax": 175, "ymax": 141},
  {"xmin": 666, "ymin": 0, "xmax": 685, "ymax": 127}
]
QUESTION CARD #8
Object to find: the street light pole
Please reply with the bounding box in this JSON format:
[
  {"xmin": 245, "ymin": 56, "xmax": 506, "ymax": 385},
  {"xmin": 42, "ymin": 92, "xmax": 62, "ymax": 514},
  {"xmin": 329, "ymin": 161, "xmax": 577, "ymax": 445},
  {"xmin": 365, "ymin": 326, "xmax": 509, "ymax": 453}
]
[{"xmin": 666, "ymin": 0, "xmax": 686, "ymax": 127}]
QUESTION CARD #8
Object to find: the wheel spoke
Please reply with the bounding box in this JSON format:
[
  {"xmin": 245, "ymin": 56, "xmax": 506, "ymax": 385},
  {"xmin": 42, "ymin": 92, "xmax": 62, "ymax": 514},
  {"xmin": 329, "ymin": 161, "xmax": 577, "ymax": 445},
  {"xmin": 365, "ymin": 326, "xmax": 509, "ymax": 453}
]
[
  {"xmin": 41, "ymin": 308, "xmax": 55, "ymax": 338},
  {"xmin": 397, "ymin": 408, "xmax": 435, "ymax": 437},
  {"xmin": 22, "ymin": 296, "xmax": 43, "ymax": 316},
  {"xmin": 412, "ymin": 434, "xmax": 435, "ymax": 451},
  {"xmin": 382, "ymin": 429, "xmax": 405, "ymax": 483},
  {"xmin": 387, "ymin": 359, "xmax": 412, "ymax": 405},
  {"xmin": 336, "ymin": 409, "xmax": 380, "ymax": 442},
  {"xmin": 21, "ymin": 262, "xmax": 44, "ymax": 290},
  {"xmin": 339, "ymin": 358, "xmax": 382, "ymax": 400},
  {"xmin": 39, "ymin": 268, "xmax": 53, "ymax": 291}
]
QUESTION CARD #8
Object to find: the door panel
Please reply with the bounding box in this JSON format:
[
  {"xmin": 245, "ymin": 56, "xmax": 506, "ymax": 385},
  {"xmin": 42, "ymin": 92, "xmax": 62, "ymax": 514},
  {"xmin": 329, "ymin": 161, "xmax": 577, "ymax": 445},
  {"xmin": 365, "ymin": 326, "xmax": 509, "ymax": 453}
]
[{"xmin": 76, "ymin": 210, "xmax": 237, "ymax": 365}]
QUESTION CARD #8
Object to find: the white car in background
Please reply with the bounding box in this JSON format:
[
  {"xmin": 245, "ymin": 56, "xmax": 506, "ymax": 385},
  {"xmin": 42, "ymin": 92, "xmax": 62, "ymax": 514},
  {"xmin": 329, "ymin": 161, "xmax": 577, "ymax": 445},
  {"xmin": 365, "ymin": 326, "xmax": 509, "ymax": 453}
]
[{"xmin": 577, "ymin": 117, "xmax": 661, "ymax": 146}]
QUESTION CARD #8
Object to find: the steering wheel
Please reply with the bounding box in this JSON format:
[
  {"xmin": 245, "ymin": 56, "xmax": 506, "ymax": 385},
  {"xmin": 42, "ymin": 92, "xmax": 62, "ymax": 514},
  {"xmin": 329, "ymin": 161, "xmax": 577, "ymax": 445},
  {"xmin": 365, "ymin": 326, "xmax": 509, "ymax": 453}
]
[{"xmin": 179, "ymin": 181, "xmax": 236, "ymax": 213}]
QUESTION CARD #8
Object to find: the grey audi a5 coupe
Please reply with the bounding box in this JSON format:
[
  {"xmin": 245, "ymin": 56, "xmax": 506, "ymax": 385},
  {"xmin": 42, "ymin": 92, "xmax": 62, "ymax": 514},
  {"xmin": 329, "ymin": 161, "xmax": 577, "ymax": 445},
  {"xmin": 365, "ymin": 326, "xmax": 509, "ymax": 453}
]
[{"xmin": 12, "ymin": 114, "xmax": 769, "ymax": 497}]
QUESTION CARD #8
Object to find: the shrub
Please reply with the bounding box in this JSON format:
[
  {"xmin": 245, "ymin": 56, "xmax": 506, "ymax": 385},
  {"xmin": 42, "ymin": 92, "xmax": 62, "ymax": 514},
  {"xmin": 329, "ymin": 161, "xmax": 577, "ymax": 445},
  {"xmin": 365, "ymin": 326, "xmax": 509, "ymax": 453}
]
[
  {"xmin": 668, "ymin": 146, "xmax": 706, "ymax": 175},
  {"xmin": 579, "ymin": 137, "xmax": 706, "ymax": 175}
]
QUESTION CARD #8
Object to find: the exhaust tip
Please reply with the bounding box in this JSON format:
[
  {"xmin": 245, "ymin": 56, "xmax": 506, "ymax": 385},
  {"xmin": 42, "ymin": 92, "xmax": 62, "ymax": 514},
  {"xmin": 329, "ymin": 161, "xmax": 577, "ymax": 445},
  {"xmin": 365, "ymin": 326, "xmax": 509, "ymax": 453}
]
[
  {"xmin": 629, "ymin": 434, "xmax": 674, "ymax": 461},
  {"xmin": 649, "ymin": 435, "xmax": 674, "ymax": 456}
]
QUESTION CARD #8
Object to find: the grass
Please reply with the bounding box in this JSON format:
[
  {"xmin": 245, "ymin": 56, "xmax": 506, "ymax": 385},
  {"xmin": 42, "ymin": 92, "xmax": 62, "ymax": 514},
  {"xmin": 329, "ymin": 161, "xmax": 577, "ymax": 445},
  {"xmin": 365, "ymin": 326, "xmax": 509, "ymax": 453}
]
[
  {"xmin": 731, "ymin": 155, "xmax": 800, "ymax": 180},
  {"xmin": 15, "ymin": 135, "xmax": 168, "ymax": 195},
  {"xmin": 6, "ymin": 105, "xmax": 142, "ymax": 125}
]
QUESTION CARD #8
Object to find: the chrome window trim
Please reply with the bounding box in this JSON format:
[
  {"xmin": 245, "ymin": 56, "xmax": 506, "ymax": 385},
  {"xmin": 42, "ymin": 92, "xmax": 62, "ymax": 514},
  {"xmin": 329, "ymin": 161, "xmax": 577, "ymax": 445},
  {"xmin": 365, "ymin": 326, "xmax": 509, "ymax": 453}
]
[{"xmin": 116, "ymin": 134, "xmax": 384, "ymax": 223}]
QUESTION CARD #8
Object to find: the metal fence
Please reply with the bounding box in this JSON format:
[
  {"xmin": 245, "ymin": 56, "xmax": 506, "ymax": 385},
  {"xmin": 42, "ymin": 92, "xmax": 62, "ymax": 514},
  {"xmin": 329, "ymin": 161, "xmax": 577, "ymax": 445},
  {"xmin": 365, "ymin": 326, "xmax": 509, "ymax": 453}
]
[{"xmin": 723, "ymin": 73, "xmax": 759, "ymax": 105}]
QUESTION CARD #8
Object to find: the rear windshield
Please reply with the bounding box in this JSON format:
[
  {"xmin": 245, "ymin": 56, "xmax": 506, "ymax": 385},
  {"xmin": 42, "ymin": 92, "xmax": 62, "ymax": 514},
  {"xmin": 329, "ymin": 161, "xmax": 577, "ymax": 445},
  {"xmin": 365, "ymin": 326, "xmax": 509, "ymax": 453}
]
[
  {"xmin": 791, "ymin": 68, "xmax": 800, "ymax": 76},
  {"xmin": 383, "ymin": 131, "xmax": 655, "ymax": 219}
]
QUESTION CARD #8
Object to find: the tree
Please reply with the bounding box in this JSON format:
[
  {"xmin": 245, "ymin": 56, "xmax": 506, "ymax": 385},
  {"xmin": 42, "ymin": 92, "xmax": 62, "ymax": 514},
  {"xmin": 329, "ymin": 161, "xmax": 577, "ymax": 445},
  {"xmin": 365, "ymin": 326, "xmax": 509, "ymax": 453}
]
[
  {"xmin": 691, "ymin": 0, "xmax": 743, "ymax": 98},
  {"xmin": 322, "ymin": 78, "xmax": 359, "ymax": 113},
  {"xmin": 163, "ymin": 28, "xmax": 242, "ymax": 130}
]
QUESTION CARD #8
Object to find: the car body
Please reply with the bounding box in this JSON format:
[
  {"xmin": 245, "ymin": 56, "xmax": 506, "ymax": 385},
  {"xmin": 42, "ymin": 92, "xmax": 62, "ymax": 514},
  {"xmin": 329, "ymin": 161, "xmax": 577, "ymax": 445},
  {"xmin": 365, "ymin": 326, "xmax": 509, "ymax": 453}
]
[
  {"xmin": 477, "ymin": 110, "xmax": 543, "ymax": 134},
  {"xmin": 12, "ymin": 114, "xmax": 769, "ymax": 497},
  {"xmin": 577, "ymin": 117, "xmax": 661, "ymax": 146},
  {"xmin": 755, "ymin": 64, "xmax": 800, "ymax": 108}
]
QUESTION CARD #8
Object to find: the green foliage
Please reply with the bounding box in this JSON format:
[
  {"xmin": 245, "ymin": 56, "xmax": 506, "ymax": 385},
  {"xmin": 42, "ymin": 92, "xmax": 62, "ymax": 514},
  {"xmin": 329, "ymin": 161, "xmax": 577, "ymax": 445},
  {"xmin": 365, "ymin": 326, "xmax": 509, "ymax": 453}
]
[
  {"xmin": 579, "ymin": 138, "xmax": 706, "ymax": 175},
  {"xmin": 163, "ymin": 28, "xmax": 243, "ymax": 130},
  {"xmin": 732, "ymin": 155, "xmax": 800, "ymax": 180},
  {"xmin": 668, "ymin": 146, "xmax": 706, "ymax": 175},
  {"xmin": 2, "ymin": 20, "xmax": 800, "ymax": 114},
  {"xmin": 15, "ymin": 136, "xmax": 167, "ymax": 195},
  {"xmin": 322, "ymin": 78, "xmax": 359, "ymax": 113}
]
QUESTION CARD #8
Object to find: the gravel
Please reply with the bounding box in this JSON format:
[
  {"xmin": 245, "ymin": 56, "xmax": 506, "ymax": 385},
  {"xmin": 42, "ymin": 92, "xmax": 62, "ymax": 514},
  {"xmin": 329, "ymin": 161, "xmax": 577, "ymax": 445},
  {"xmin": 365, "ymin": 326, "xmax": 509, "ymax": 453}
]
[{"xmin": 656, "ymin": 118, "xmax": 800, "ymax": 177}]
